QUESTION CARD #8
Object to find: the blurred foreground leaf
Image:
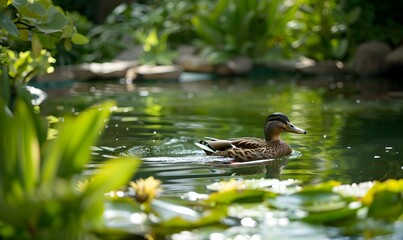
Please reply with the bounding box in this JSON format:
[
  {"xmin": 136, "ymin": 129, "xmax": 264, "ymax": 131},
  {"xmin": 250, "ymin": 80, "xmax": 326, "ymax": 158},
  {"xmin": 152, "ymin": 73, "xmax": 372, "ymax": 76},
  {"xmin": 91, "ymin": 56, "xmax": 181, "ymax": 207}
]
[{"xmin": 0, "ymin": 93, "xmax": 140, "ymax": 239}]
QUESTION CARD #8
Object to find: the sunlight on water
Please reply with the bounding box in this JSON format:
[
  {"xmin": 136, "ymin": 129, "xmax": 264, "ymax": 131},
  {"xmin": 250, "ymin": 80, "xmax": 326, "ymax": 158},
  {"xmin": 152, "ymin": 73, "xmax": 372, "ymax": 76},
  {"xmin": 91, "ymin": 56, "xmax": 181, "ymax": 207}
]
[{"xmin": 41, "ymin": 77, "xmax": 403, "ymax": 195}]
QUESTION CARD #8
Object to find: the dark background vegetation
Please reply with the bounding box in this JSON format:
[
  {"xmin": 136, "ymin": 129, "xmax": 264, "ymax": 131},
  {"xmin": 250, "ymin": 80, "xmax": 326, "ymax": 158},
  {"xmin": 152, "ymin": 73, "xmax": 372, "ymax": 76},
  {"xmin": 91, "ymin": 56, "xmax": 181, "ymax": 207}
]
[{"xmin": 51, "ymin": 0, "xmax": 403, "ymax": 65}]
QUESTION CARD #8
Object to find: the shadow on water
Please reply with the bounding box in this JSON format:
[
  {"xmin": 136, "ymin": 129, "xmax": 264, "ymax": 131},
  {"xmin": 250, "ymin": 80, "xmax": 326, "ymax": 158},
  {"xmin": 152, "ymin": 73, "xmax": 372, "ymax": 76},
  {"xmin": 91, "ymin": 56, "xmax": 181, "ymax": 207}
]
[{"xmin": 39, "ymin": 75, "xmax": 403, "ymax": 195}]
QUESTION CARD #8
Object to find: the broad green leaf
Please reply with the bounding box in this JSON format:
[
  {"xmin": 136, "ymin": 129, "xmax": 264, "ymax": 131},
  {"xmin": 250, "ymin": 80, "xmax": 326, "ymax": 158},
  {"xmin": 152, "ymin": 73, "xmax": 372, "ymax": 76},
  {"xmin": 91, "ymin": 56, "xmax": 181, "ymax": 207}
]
[
  {"xmin": 152, "ymin": 198, "xmax": 200, "ymax": 222},
  {"xmin": 11, "ymin": 0, "xmax": 27, "ymax": 9},
  {"xmin": 34, "ymin": 7, "xmax": 68, "ymax": 34},
  {"xmin": 347, "ymin": 7, "xmax": 361, "ymax": 24},
  {"xmin": 71, "ymin": 33, "xmax": 89, "ymax": 45},
  {"xmin": 0, "ymin": 0, "xmax": 12, "ymax": 7},
  {"xmin": 331, "ymin": 38, "xmax": 348, "ymax": 59},
  {"xmin": 268, "ymin": 191, "xmax": 347, "ymax": 212},
  {"xmin": 302, "ymin": 202, "xmax": 361, "ymax": 223},
  {"xmin": 363, "ymin": 179, "xmax": 403, "ymax": 222},
  {"xmin": 61, "ymin": 24, "xmax": 74, "ymax": 39},
  {"xmin": 151, "ymin": 198, "xmax": 227, "ymax": 232},
  {"xmin": 64, "ymin": 38, "xmax": 72, "ymax": 51},
  {"xmin": 0, "ymin": 97, "xmax": 17, "ymax": 193},
  {"xmin": 19, "ymin": 28, "xmax": 29, "ymax": 40},
  {"xmin": 0, "ymin": 11, "xmax": 20, "ymax": 37},
  {"xmin": 0, "ymin": 66, "xmax": 11, "ymax": 106},
  {"xmin": 14, "ymin": 98, "xmax": 40, "ymax": 193},
  {"xmin": 31, "ymin": 33, "xmax": 42, "ymax": 57},
  {"xmin": 82, "ymin": 157, "xmax": 141, "ymax": 209},
  {"xmin": 28, "ymin": 2, "xmax": 47, "ymax": 17},
  {"xmin": 207, "ymin": 189, "xmax": 267, "ymax": 205},
  {"xmin": 41, "ymin": 100, "xmax": 116, "ymax": 182},
  {"xmin": 37, "ymin": 33, "xmax": 56, "ymax": 49}
]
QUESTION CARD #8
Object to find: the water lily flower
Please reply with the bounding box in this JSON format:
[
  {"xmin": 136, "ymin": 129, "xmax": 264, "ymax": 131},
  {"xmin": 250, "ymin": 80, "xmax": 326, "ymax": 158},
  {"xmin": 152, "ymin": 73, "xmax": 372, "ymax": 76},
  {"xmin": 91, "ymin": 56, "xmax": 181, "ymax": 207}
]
[{"xmin": 130, "ymin": 176, "xmax": 162, "ymax": 203}]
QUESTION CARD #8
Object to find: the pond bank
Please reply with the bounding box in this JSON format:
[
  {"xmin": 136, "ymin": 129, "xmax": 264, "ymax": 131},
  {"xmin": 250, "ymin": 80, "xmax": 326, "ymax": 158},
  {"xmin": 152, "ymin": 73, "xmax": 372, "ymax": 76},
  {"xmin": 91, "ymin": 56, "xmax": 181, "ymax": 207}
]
[{"xmin": 37, "ymin": 41, "xmax": 403, "ymax": 84}]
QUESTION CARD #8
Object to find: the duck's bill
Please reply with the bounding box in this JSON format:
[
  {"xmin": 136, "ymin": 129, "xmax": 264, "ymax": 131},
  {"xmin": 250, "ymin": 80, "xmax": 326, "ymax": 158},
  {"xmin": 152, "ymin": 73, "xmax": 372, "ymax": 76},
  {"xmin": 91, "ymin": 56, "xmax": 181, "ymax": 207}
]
[{"xmin": 286, "ymin": 122, "xmax": 307, "ymax": 134}]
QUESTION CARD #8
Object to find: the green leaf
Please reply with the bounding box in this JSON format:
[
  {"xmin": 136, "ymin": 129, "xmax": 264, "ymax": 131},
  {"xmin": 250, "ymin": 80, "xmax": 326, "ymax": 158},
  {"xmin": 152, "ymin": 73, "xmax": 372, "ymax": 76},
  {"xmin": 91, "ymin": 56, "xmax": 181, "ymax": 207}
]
[
  {"xmin": 31, "ymin": 33, "xmax": 42, "ymax": 57},
  {"xmin": 28, "ymin": 2, "xmax": 47, "ymax": 17},
  {"xmin": 347, "ymin": 7, "xmax": 361, "ymax": 24},
  {"xmin": 331, "ymin": 38, "xmax": 348, "ymax": 59},
  {"xmin": 64, "ymin": 38, "xmax": 72, "ymax": 51},
  {"xmin": 268, "ymin": 191, "xmax": 347, "ymax": 213},
  {"xmin": 82, "ymin": 157, "xmax": 141, "ymax": 209},
  {"xmin": 0, "ymin": 66, "xmax": 11, "ymax": 106},
  {"xmin": 207, "ymin": 189, "xmax": 267, "ymax": 205},
  {"xmin": 0, "ymin": 11, "xmax": 20, "ymax": 37},
  {"xmin": 71, "ymin": 33, "xmax": 89, "ymax": 45},
  {"xmin": 34, "ymin": 7, "xmax": 68, "ymax": 34},
  {"xmin": 41, "ymin": 100, "xmax": 117, "ymax": 183},
  {"xmin": 61, "ymin": 24, "xmax": 74, "ymax": 39},
  {"xmin": 14, "ymin": 98, "xmax": 40, "ymax": 193},
  {"xmin": 11, "ymin": 0, "xmax": 27, "ymax": 9},
  {"xmin": 363, "ymin": 179, "xmax": 403, "ymax": 222},
  {"xmin": 0, "ymin": 0, "xmax": 12, "ymax": 7},
  {"xmin": 0, "ymin": 97, "xmax": 17, "ymax": 193},
  {"xmin": 151, "ymin": 198, "xmax": 227, "ymax": 232}
]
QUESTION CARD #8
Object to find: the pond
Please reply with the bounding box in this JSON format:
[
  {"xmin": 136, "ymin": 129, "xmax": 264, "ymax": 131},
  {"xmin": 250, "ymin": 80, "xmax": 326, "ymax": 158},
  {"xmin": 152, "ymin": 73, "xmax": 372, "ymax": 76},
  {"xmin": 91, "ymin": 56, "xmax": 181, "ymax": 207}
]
[
  {"xmin": 39, "ymin": 75, "xmax": 403, "ymax": 239},
  {"xmin": 38, "ymin": 74, "xmax": 403, "ymax": 237}
]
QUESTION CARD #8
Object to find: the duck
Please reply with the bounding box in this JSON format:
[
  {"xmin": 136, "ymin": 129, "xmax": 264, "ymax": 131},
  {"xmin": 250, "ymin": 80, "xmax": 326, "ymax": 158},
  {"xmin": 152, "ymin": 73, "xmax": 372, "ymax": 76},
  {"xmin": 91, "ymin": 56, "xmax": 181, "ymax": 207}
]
[{"xmin": 195, "ymin": 112, "xmax": 306, "ymax": 162}]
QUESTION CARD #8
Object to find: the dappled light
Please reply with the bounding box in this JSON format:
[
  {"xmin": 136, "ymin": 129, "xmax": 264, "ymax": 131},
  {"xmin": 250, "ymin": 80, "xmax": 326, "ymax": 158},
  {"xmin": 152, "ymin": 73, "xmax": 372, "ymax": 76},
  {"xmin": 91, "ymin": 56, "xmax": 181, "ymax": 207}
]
[{"xmin": 1, "ymin": 0, "xmax": 403, "ymax": 239}]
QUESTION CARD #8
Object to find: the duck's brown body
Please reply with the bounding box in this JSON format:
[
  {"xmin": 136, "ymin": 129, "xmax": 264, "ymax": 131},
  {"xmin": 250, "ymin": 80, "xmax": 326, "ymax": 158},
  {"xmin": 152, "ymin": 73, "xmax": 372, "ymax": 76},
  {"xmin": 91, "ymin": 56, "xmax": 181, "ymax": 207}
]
[
  {"xmin": 195, "ymin": 113, "xmax": 306, "ymax": 162},
  {"xmin": 209, "ymin": 138, "xmax": 292, "ymax": 162}
]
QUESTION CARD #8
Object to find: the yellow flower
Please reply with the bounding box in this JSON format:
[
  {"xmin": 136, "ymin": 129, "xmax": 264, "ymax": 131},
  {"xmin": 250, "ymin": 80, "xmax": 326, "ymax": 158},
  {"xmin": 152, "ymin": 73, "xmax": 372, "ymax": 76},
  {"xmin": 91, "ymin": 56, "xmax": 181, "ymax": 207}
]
[
  {"xmin": 76, "ymin": 178, "xmax": 93, "ymax": 192},
  {"xmin": 130, "ymin": 176, "xmax": 162, "ymax": 203},
  {"xmin": 218, "ymin": 178, "xmax": 241, "ymax": 192}
]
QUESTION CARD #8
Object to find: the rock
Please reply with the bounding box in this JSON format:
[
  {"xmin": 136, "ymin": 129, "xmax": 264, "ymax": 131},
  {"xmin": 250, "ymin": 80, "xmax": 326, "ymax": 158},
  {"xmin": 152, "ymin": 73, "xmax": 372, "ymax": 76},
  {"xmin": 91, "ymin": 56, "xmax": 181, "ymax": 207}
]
[
  {"xmin": 226, "ymin": 56, "xmax": 253, "ymax": 74},
  {"xmin": 132, "ymin": 65, "xmax": 182, "ymax": 80},
  {"xmin": 350, "ymin": 41, "xmax": 391, "ymax": 76},
  {"xmin": 178, "ymin": 53, "xmax": 253, "ymax": 75},
  {"xmin": 384, "ymin": 45, "xmax": 403, "ymax": 74},
  {"xmin": 266, "ymin": 59, "xmax": 299, "ymax": 72},
  {"xmin": 297, "ymin": 60, "xmax": 346, "ymax": 75},
  {"xmin": 177, "ymin": 54, "xmax": 215, "ymax": 73},
  {"xmin": 36, "ymin": 61, "xmax": 138, "ymax": 82},
  {"xmin": 177, "ymin": 45, "xmax": 197, "ymax": 56},
  {"xmin": 113, "ymin": 46, "xmax": 143, "ymax": 62},
  {"xmin": 77, "ymin": 61, "xmax": 137, "ymax": 79},
  {"xmin": 36, "ymin": 66, "xmax": 76, "ymax": 82}
]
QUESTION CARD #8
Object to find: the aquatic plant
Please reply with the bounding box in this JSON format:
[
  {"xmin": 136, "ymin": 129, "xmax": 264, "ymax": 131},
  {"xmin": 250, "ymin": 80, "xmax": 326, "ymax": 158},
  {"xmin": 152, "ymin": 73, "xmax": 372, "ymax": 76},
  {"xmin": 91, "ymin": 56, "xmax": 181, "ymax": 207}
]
[
  {"xmin": 0, "ymin": 87, "xmax": 140, "ymax": 239},
  {"xmin": 106, "ymin": 178, "xmax": 403, "ymax": 239}
]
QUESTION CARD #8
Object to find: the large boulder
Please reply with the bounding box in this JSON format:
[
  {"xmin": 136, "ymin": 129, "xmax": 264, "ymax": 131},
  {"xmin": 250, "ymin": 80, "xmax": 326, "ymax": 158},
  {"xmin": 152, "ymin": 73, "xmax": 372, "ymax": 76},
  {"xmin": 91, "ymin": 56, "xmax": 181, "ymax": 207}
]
[
  {"xmin": 384, "ymin": 45, "xmax": 403, "ymax": 75},
  {"xmin": 350, "ymin": 41, "xmax": 391, "ymax": 76}
]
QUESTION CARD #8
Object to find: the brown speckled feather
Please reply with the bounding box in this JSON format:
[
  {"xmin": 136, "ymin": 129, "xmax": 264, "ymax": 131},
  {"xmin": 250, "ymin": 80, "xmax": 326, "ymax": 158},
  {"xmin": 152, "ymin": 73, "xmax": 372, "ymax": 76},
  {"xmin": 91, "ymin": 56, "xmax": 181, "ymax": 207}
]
[{"xmin": 212, "ymin": 140, "xmax": 292, "ymax": 162}]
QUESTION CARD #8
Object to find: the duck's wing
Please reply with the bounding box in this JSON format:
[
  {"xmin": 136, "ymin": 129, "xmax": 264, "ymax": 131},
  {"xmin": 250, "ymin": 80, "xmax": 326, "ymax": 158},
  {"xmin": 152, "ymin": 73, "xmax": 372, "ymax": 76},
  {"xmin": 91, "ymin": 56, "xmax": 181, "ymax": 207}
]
[
  {"xmin": 195, "ymin": 138, "xmax": 233, "ymax": 153},
  {"xmin": 195, "ymin": 137, "xmax": 266, "ymax": 154},
  {"xmin": 230, "ymin": 137, "xmax": 266, "ymax": 149}
]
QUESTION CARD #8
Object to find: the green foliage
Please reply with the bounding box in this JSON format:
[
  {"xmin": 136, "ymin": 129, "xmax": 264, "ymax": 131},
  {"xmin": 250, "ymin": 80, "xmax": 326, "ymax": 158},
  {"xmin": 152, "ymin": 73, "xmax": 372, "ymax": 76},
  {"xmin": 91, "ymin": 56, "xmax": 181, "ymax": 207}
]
[
  {"xmin": 0, "ymin": 0, "xmax": 88, "ymax": 54},
  {"xmin": 92, "ymin": 0, "xmax": 362, "ymax": 64},
  {"xmin": 343, "ymin": 0, "xmax": 403, "ymax": 48},
  {"xmin": 106, "ymin": 178, "xmax": 403, "ymax": 238},
  {"xmin": 0, "ymin": 89, "xmax": 140, "ymax": 239},
  {"xmin": 105, "ymin": 1, "xmax": 198, "ymax": 65},
  {"xmin": 54, "ymin": 11, "xmax": 134, "ymax": 64},
  {"xmin": 0, "ymin": 47, "xmax": 55, "ymax": 84},
  {"xmin": 287, "ymin": 0, "xmax": 361, "ymax": 60},
  {"xmin": 192, "ymin": 0, "xmax": 301, "ymax": 63},
  {"xmin": 0, "ymin": 0, "xmax": 88, "ymax": 110}
]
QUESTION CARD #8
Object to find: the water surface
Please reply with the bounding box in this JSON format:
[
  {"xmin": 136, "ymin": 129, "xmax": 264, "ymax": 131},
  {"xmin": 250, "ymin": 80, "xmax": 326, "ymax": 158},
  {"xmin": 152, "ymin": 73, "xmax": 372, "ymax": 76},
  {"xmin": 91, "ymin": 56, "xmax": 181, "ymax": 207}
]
[{"xmin": 40, "ymin": 76, "xmax": 403, "ymax": 196}]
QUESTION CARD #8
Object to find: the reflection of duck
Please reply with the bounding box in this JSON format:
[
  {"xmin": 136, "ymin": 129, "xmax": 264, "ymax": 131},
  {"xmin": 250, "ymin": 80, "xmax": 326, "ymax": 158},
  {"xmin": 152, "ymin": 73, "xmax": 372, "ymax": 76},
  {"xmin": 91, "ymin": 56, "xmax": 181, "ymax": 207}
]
[{"xmin": 195, "ymin": 113, "xmax": 306, "ymax": 162}]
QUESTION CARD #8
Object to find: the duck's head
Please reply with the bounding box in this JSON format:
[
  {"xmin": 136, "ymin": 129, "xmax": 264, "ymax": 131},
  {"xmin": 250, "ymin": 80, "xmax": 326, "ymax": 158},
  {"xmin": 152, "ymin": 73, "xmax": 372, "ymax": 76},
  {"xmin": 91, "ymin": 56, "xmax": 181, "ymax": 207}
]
[{"xmin": 264, "ymin": 112, "xmax": 306, "ymax": 141}]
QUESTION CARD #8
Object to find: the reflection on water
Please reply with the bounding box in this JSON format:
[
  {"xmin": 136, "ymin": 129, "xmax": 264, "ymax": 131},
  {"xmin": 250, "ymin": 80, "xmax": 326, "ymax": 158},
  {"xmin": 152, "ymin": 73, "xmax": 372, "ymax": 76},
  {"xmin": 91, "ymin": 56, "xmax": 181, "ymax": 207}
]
[{"xmin": 40, "ymin": 76, "xmax": 403, "ymax": 195}]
